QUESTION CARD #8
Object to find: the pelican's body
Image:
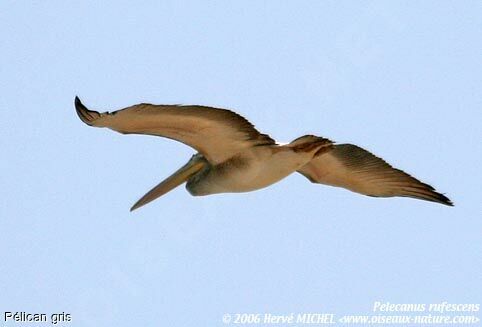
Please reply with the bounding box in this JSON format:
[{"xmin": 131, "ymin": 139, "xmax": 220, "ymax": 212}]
[
  {"xmin": 75, "ymin": 97, "xmax": 452, "ymax": 210},
  {"xmin": 186, "ymin": 140, "xmax": 327, "ymax": 196}
]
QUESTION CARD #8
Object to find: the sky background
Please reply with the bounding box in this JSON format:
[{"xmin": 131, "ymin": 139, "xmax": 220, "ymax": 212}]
[{"xmin": 1, "ymin": 1, "xmax": 481, "ymax": 326}]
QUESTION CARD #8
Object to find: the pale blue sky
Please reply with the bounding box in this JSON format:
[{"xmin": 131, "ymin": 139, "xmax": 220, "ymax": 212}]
[{"xmin": 1, "ymin": 1, "xmax": 481, "ymax": 326}]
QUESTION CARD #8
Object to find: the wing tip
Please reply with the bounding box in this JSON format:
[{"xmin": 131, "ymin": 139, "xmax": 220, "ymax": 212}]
[
  {"xmin": 403, "ymin": 188, "xmax": 454, "ymax": 207},
  {"xmin": 75, "ymin": 96, "xmax": 101, "ymax": 125},
  {"xmin": 435, "ymin": 192, "xmax": 454, "ymax": 207},
  {"xmin": 412, "ymin": 183, "xmax": 454, "ymax": 207}
]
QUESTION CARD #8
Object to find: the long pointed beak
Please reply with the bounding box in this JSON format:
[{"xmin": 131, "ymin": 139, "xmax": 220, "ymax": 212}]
[{"xmin": 130, "ymin": 155, "xmax": 207, "ymax": 211}]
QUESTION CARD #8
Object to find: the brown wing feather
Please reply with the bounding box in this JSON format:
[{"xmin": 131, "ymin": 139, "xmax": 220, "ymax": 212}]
[
  {"xmin": 75, "ymin": 97, "xmax": 274, "ymax": 164},
  {"xmin": 298, "ymin": 143, "xmax": 452, "ymax": 206}
]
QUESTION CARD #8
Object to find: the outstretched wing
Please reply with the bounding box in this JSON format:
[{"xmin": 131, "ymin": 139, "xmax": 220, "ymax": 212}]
[
  {"xmin": 75, "ymin": 97, "xmax": 275, "ymax": 164},
  {"xmin": 298, "ymin": 144, "xmax": 452, "ymax": 206}
]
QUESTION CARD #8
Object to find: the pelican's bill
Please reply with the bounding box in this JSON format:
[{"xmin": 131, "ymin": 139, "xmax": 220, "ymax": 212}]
[{"xmin": 130, "ymin": 155, "xmax": 207, "ymax": 211}]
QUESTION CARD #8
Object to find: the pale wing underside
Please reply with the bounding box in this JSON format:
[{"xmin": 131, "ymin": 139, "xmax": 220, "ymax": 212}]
[
  {"xmin": 75, "ymin": 97, "xmax": 274, "ymax": 164},
  {"xmin": 298, "ymin": 144, "xmax": 452, "ymax": 205}
]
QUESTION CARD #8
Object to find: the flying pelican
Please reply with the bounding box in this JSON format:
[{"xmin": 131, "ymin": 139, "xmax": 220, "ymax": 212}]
[{"xmin": 75, "ymin": 97, "xmax": 452, "ymax": 211}]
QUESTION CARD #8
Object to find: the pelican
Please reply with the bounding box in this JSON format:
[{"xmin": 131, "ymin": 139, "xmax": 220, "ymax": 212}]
[{"xmin": 75, "ymin": 97, "xmax": 452, "ymax": 211}]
